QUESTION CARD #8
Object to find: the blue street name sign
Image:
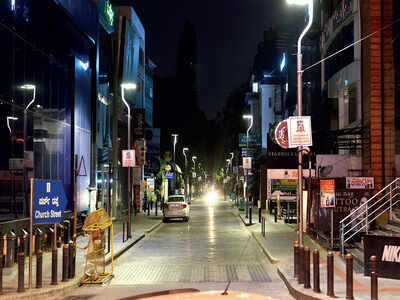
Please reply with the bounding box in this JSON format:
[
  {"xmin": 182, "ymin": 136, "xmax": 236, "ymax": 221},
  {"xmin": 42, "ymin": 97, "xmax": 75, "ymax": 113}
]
[
  {"xmin": 33, "ymin": 180, "xmax": 68, "ymax": 224},
  {"xmin": 166, "ymin": 171, "xmax": 174, "ymax": 179}
]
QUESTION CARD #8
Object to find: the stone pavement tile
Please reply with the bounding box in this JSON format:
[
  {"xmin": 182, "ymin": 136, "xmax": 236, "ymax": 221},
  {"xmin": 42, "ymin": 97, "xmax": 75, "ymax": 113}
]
[
  {"xmin": 235, "ymin": 208, "xmax": 400, "ymax": 300},
  {"xmin": 0, "ymin": 212, "xmax": 162, "ymax": 300}
]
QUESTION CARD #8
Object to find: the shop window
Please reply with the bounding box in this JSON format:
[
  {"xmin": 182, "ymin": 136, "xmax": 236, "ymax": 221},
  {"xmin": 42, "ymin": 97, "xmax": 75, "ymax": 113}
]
[
  {"xmin": 324, "ymin": 21, "xmax": 354, "ymax": 81},
  {"xmin": 348, "ymin": 86, "xmax": 357, "ymax": 124}
]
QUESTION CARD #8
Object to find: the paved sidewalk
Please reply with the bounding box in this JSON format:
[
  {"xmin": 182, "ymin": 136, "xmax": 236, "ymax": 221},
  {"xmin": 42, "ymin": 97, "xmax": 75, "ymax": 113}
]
[
  {"xmin": 234, "ymin": 206, "xmax": 400, "ymax": 300},
  {"xmin": 1, "ymin": 212, "xmax": 163, "ymax": 300}
]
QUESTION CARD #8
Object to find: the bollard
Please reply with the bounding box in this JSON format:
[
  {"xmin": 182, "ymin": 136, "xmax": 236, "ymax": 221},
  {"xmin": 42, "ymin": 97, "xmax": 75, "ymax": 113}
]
[
  {"xmin": 304, "ymin": 247, "xmax": 311, "ymax": 289},
  {"xmin": 51, "ymin": 248, "xmax": 57, "ymax": 285},
  {"xmin": 274, "ymin": 208, "xmax": 277, "ymax": 223},
  {"xmin": 346, "ymin": 254, "xmax": 354, "ymax": 299},
  {"xmin": 36, "ymin": 250, "xmax": 42, "ymax": 288},
  {"xmin": 0, "ymin": 254, "xmax": 3, "ymax": 294},
  {"xmin": 294, "ymin": 241, "xmax": 299, "ymax": 278},
  {"xmin": 155, "ymin": 200, "xmax": 158, "ymax": 216},
  {"xmin": 298, "ymin": 245, "xmax": 305, "ymax": 284},
  {"xmin": 68, "ymin": 243, "xmax": 74, "ymax": 279},
  {"xmin": 259, "ymin": 207, "xmax": 262, "ymax": 223},
  {"xmin": 71, "ymin": 244, "xmax": 76, "ymax": 279},
  {"xmin": 370, "ymin": 256, "xmax": 378, "ymax": 300},
  {"xmin": 147, "ymin": 202, "xmax": 150, "ymax": 216},
  {"xmin": 62, "ymin": 245, "xmax": 69, "ymax": 282},
  {"xmin": 327, "ymin": 252, "xmax": 335, "ymax": 297},
  {"xmin": 249, "ymin": 206, "xmax": 252, "ymax": 224},
  {"xmin": 122, "ymin": 222, "xmax": 125, "ymax": 243},
  {"xmin": 17, "ymin": 252, "xmax": 25, "ymax": 293},
  {"xmin": 313, "ymin": 249, "xmax": 321, "ymax": 293}
]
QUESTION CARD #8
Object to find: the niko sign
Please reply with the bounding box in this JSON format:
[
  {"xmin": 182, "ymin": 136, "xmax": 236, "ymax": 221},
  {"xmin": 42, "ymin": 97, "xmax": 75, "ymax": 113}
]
[
  {"xmin": 287, "ymin": 116, "xmax": 313, "ymax": 148},
  {"xmin": 33, "ymin": 180, "xmax": 67, "ymax": 224}
]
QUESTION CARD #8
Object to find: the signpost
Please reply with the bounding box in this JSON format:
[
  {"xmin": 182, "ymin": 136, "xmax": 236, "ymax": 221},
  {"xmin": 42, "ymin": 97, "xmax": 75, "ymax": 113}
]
[
  {"xmin": 122, "ymin": 150, "xmax": 135, "ymax": 167},
  {"xmin": 287, "ymin": 116, "xmax": 313, "ymax": 148},
  {"xmin": 29, "ymin": 179, "xmax": 67, "ymax": 289},
  {"xmin": 243, "ymin": 157, "xmax": 252, "ymax": 169}
]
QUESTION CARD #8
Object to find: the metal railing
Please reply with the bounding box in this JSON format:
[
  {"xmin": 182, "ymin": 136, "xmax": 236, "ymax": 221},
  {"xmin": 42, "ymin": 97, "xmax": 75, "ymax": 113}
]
[{"xmin": 340, "ymin": 177, "xmax": 400, "ymax": 255}]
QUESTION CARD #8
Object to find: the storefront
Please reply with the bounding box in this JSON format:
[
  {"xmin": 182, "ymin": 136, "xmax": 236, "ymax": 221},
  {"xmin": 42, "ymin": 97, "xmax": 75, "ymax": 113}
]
[{"xmin": 0, "ymin": 0, "xmax": 97, "ymax": 220}]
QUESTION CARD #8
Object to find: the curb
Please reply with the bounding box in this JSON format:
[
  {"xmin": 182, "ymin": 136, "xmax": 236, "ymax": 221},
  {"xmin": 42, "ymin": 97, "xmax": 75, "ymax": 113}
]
[
  {"xmin": 277, "ymin": 267, "xmax": 324, "ymax": 300},
  {"xmin": 277, "ymin": 266, "xmax": 348, "ymax": 300},
  {"xmin": 250, "ymin": 231, "xmax": 280, "ymax": 264},
  {"xmin": 3, "ymin": 220, "xmax": 163, "ymax": 300}
]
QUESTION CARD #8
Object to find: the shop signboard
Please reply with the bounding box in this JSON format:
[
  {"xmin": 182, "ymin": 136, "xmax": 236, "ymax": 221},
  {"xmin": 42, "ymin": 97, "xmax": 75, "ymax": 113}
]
[
  {"xmin": 364, "ymin": 235, "xmax": 400, "ymax": 279},
  {"xmin": 122, "ymin": 150, "xmax": 135, "ymax": 167},
  {"xmin": 287, "ymin": 116, "xmax": 313, "ymax": 148},
  {"xmin": 274, "ymin": 120, "xmax": 289, "ymax": 149},
  {"xmin": 346, "ymin": 177, "xmax": 374, "ymax": 189},
  {"xmin": 320, "ymin": 179, "xmax": 335, "ymax": 208}
]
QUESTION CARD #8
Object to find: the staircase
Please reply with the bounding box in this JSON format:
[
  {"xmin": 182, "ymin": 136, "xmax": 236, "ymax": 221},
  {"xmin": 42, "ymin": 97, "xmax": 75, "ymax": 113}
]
[{"xmin": 339, "ymin": 178, "xmax": 400, "ymax": 256}]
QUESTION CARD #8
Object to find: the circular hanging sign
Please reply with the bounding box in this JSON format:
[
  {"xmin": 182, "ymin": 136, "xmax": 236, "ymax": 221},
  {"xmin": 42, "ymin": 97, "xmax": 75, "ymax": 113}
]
[{"xmin": 275, "ymin": 120, "xmax": 289, "ymax": 149}]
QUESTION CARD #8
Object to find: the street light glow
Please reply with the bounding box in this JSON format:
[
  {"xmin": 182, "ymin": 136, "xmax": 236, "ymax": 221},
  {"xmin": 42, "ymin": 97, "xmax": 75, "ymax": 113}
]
[
  {"xmin": 121, "ymin": 83, "xmax": 137, "ymax": 90},
  {"xmin": 287, "ymin": 0, "xmax": 311, "ymax": 5},
  {"xmin": 21, "ymin": 84, "xmax": 35, "ymax": 90},
  {"xmin": 243, "ymin": 114, "xmax": 252, "ymax": 119}
]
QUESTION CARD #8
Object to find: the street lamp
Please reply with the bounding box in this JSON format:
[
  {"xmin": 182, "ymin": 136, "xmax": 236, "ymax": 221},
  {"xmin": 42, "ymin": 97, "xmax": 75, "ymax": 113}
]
[
  {"xmin": 172, "ymin": 134, "xmax": 178, "ymax": 163},
  {"xmin": 230, "ymin": 152, "xmax": 234, "ymax": 174},
  {"xmin": 287, "ymin": 0, "xmax": 313, "ymax": 247},
  {"xmin": 183, "ymin": 147, "xmax": 189, "ymax": 199},
  {"xmin": 121, "ymin": 82, "xmax": 137, "ymax": 239},
  {"xmin": 243, "ymin": 114, "xmax": 253, "ymax": 218},
  {"xmin": 7, "ymin": 116, "xmax": 18, "ymax": 135}
]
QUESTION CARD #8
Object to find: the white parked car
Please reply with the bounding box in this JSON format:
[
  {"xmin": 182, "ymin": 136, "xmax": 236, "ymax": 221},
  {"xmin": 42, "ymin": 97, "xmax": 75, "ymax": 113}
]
[{"xmin": 163, "ymin": 195, "xmax": 190, "ymax": 222}]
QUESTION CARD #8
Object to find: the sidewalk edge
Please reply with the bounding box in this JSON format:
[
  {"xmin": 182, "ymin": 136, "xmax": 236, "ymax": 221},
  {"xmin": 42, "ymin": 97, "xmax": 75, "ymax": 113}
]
[
  {"xmin": 5, "ymin": 220, "xmax": 163, "ymax": 300},
  {"xmin": 251, "ymin": 231, "xmax": 280, "ymax": 264}
]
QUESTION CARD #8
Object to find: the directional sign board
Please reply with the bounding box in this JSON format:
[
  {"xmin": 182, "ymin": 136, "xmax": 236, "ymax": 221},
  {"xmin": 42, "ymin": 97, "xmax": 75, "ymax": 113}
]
[{"xmin": 33, "ymin": 180, "xmax": 68, "ymax": 224}]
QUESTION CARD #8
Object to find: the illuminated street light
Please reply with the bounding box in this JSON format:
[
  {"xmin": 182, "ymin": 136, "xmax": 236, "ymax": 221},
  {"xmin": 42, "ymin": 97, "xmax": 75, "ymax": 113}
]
[
  {"xmin": 183, "ymin": 147, "xmax": 189, "ymax": 200},
  {"xmin": 121, "ymin": 82, "xmax": 137, "ymax": 240},
  {"xmin": 6, "ymin": 116, "xmax": 18, "ymax": 134},
  {"xmin": 172, "ymin": 134, "xmax": 178, "ymax": 163},
  {"xmin": 287, "ymin": 0, "xmax": 313, "ymax": 247},
  {"xmin": 243, "ymin": 114, "xmax": 253, "ymax": 218}
]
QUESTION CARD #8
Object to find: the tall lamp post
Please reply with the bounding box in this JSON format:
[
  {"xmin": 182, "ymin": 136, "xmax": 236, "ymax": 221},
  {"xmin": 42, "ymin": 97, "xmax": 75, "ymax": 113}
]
[
  {"xmin": 192, "ymin": 156, "xmax": 197, "ymax": 198},
  {"xmin": 172, "ymin": 134, "xmax": 178, "ymax": 163},
  {"xmin": 21, "ymin": 84, "xmax": 36, "ymax": 218},
  {"xmin": 287, "ymin": 0, "xmax": 313, "ymax": 247},
  {"xmin": 243, "ymin": 114, "xmax": 253, "ymax": 218},
  {"xmin": 121, "ymin": 82, "xmax": 137, "ymax": 239},
  {"xmin": 183, "ymin": 147, "xmax": 189, "ymax": 200}
]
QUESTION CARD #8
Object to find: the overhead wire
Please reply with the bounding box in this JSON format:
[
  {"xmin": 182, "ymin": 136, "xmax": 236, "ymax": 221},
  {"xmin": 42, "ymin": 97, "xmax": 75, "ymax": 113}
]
[{"xmin": 302, "ymin": 17, "xmax": 400, "ymax": 73}]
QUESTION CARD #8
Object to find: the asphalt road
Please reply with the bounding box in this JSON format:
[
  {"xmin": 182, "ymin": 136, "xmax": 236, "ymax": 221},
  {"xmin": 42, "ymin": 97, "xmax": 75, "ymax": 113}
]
[{"xmin": 58, "ymin": 193, "xmax": 293, "ymax": 300}]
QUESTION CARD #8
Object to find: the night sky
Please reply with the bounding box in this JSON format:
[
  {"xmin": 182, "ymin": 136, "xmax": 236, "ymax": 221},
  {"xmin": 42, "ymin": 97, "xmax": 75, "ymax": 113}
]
[{"xmin": 133, "ymin": 1, "xmax": 304, "ymax": 119}]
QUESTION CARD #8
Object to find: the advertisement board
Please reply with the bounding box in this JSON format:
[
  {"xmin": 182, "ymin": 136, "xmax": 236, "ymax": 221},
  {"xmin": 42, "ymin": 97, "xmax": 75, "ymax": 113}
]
[
  {"xmin": 364, "ymin": 235, "xmax": 400, "ymax": 279},
  {"xmin": 346, "ymin": 177, "xmax": 374, "ymax": 189},
  {"xmin": 320, "ymin": 179, "xmax": 335, "ymax": 208},
  {"xmin": 314, "ymin": 178, "xmax": 372, "ymax": 232},
  {"xmin": 288, "ymin": 116, "xmax": 313, "ymax": 148}
]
